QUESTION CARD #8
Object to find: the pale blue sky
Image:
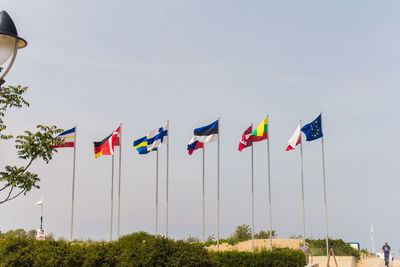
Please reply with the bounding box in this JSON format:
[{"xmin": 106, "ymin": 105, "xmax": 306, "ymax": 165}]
[{"xmin": 1, "ymin": 0, "xmax": 400, "ymax": 253}]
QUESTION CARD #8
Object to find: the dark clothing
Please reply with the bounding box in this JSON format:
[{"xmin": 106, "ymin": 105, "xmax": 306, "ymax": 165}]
[{"xmin": 383, "ymin": 244, "xmax": 391, "ymax": 255}]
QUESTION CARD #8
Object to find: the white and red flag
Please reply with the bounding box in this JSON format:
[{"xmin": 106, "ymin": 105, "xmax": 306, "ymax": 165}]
[
  {"xmin": 238, "ymin": 125, "xmax": 253, "ymax": 151},
  {"xmin": 286, "ymin": 123, "xmax": 301, "ymax": 151}
]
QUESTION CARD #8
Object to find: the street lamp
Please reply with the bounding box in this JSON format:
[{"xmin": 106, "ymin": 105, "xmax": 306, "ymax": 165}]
[{"xmin": 0, "ymin": 10, "xmax": 27, "ymax": 86}]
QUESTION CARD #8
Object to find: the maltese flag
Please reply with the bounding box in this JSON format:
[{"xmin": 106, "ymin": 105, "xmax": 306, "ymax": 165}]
[{"xmin": 286, "ymin": 124, "xmax": 301, "ymax": 151}]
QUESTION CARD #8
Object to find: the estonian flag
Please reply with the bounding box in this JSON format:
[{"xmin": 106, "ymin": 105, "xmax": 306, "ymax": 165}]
[{"xmin": 187, "ymin": 120, "xmax": 218, "ymax": 155}]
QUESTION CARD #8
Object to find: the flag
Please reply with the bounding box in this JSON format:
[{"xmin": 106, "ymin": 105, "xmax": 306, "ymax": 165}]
[
  {"xmin": 94, "ymin": 126, "xmax": 120, "ymax": 158},
  {"xmin": 301, "ymin": 114, "xmax": 323, "ymax": 141},
  {"xmin": 238, "ymin": 125, "xmax": 252, "ymax": 151},
  {"xmin": 133, "ymin": 136, "xmax": 156, "ymax": 154},
  {"xmin": 187, "ymin": 140, "xmax": 204, "ymax": 155},
  {"xmin": 286, "ymin": 124, "xmax": 301, "ymax": 151},
  {"xmin": 187, "ymin": 120, "xmax": 218, "ymax": 155},
  {"xmin": 146, "ymin": 122, "xmax": 168, "ymax": 150},
  {"xmin": 53, "ymin": 127, "xmax": 75, "ymax": 148},
  {"xmin": 248, "ymin": 117, "xmax": 268, "ymax": 142},
  {"xmin": 133, "ymin": 122, "xmax": 168, "ymax": 155}
]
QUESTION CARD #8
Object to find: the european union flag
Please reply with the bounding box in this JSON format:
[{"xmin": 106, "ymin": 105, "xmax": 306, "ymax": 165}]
[{"xmin": 301, "ymin": 114, "xmax": 323, "ymax": 141}]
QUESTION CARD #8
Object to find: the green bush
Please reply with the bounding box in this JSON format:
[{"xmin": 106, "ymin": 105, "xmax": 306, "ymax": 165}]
[
  {"xmin": 0, "ymin": 231, "xmax": 306, "ymax": 267},
  {"xmin": 307, "ymin": 238, "xmax": 360, "ymax": 261},
  {"xmin": 0, "ymin": 232, "xmax": 214, "ymax": 267},
  {"xmin": 209, "ymin": 249, "xmax": 306, "ymax": 267}
]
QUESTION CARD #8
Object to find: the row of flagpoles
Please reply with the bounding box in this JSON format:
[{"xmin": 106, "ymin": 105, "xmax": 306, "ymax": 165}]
[{"xmin": 53, "ymin": 113, "xmax": 328, "ymax": 254}]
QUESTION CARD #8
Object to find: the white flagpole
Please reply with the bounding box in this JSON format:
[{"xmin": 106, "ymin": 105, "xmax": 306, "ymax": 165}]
[
  {"xmin": 202, "ymin": 146, "xmax": 205, "ymax": 243},
  {"xmin": 217, "ymin": 117, "xmax": 220, "ymax": 252},
  {"xmin": 299, "ymin": 120, "xmax": 306, "ymax": 246},
  {"xmin": 320, "ymin": 112, "xmax": 329, "ymax": 256},
  {"xmin": 110, "ymin": 154, "xmax": 115, "ymax": 241},
  {"xmin": 370, "ymin": 224, "xmax": 375, "ymax": 253},
  {"xmin": 70, "ymin": 126, "xmax": 77, "ymax": 241},
  {"xmin": 266, "ymin": 114, "xmax": 273, "ymax": 251},
  {"xmin": 118, "ymin": 123, "xmax": 122, "ymax": 239},
  {"xmin": 251, "ymin": 133, "xmax": 255, "ymax": 253},
  {"xmin": 156, "ymin": 149, "xmax": 159, "ymax": 236},
  {"xmin": 166, "ymin": 120, "xmax": 169, "ymax": 238}
]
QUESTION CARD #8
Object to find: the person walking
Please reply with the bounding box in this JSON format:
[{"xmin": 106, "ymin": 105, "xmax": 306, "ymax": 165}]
[{"xmin": 382, "ymin": 242, "xmax": 391, "ymax": 266}]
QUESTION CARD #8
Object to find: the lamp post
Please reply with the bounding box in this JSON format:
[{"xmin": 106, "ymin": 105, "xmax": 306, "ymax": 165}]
[
  {"xmin": 36, "ymin": 198, "xmax": 44, "ymax": 230},
  {"xmin": 0, "ymin": 10, "xmax": 27, "ymax": 86}
]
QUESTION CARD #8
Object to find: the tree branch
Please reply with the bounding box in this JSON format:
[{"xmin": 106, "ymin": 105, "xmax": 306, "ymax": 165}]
[{"xmin": 0, "ymin": 188, "xmax": 25, "ymax": 204}]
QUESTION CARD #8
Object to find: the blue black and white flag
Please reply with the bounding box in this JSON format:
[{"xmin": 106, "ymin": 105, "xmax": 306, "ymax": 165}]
[{"xmin": 187, "ymin": 120, "xmax": 218, "ymax": 155}]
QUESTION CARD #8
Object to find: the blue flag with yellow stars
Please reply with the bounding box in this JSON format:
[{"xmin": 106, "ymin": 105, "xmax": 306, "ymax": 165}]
[{"xmin": 301, "ymin": 114, "xmax": 323, "ymax": 141}]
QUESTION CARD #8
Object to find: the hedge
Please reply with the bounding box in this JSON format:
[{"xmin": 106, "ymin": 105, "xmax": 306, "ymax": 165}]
[
  {"xmin": 0, "ymin": 232, "xmax": 305, "ymax": 266},
  {"xmin": 209, "ymin": 249, "xmax": 306, "ymax": 267}
]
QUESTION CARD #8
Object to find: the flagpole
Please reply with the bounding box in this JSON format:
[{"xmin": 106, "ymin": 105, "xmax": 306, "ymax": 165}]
[
  {"xmin": 266, "ymin": 114, "xmax": 273, "ymax": 251},
  {"xmin": 70, "ymin": 126, "xmax": 77, "ymax": 241},
  {"xmin": 299, "ymin": 120, "xmax": 306, "ymax": 246},
  {"xmin": 202, "ymin": 145, "xmax": 205, "ymax": 243},
  {"xmin": 118, "ymin": 123, "xmax": 122, "ymax": 239},
  {"xmin": 217, "ymin": 117, "xmax": 220, "ymax": 252},
  {"xmin": 156, "ymin": 149, "xmax": 159, "ymax": 236},
  {"xmin": 251, "ymin": 138, "xmax": 255, "ymax": 253},
  {"xmin": 166, "ymin": 120, "xmax": 169, "ymax": 238},
  {"xmin": 40, "ymin": 202, "xmax": 43, "ymax": 230},
  {"xmin": 320, "ymin": 112, "xmax": 329, "ymax": 256},
  {"xmin": 110, "ymin": 154, "xmax": 115, "ymax": 241}
]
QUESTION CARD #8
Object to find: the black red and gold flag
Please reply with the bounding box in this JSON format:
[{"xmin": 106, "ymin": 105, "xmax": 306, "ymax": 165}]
[{"xmin": 94, "ymin": 127, "xmax": 120, "ymax": 158}]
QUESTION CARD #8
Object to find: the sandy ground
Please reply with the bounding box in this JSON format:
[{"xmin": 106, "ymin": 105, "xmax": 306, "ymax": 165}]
[
  {"xmin": 206, "ymin": 238, "xmax": 303, "ymax": 252},
  {"xmin": 357, "ymin": 258, "xmax": 400, "ymax": 267}
]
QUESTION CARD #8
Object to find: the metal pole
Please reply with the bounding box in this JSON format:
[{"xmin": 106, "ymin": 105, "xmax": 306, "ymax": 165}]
[
  {"xmin": 70, "ymin": 126, "xmax": 77, "ymax": 241},
  {"xmin": 118, "ymin": 123, "xmax": 122, "ymax": 238},
  {"xmin": 266, "ymin": 115, "xmax": 273, "ymax": 251},
  {"xmin": 202, "ymin": 146, "xmax": 206, "ymax": 243},
  {"xmin": 320, "ymin": 112, "xmax": 329, "ymax": 256},
  {"xmin": 166, "ymin": 120, "xmax": 169, "ymax": 238},
  {"xmin": 251, "ymin": 141, "xmax": 255, "ymax": 253},
  {"xmin": 156, "ymin": 150, "xmax": 159, "ymax": 236},
  {"xmin": 217, "ymin": 117, "xmax": 220, "ymax": 252},
  {"xmin": 110, "ymin": 154, "xmax": 114, "ymax": 241},
  {"xmin": 40, "ymin": 204, "xmax": 43, "ymax": 230},
  {"xmin": 371, "ymin": 224, "xmax": 375, "ymax": 253},
  {"xmin": 299, "ymin": 121, "xmax": 306, "ymax": 246}
]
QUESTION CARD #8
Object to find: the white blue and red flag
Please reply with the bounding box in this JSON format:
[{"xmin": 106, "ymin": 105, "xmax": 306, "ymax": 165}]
[{"xmin": 54, "ymin": 127, "xmax": 76, "ymax": 148}]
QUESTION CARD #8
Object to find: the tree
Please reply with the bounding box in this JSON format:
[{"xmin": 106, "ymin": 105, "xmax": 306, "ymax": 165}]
[
  {"xmin": 289, "ymin": 234, "xmax": 303, "ymax": 239},
  {"xmin": 254, "ymin": 230, "xmax": 277, "ymax": 239},
  {"xmin": 0, "ymin": 85, "xmax": 63, "ymax": 204},
  {"xmin": 232, "ymin": 224, "xmax": 252, "ymax": 240},
  {"xmin": 185, "ymin": 235, "xmax": 200, "ymax": 243}
]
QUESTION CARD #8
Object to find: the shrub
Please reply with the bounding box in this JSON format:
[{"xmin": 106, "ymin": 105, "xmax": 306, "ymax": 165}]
[
  {"xmin": 210, "ymin": 249, "xmax": 306, "ymax": 267},
  {"xmin": 0, "ymin": 231, "xmax": 306, "ymax": 267},
  {"xmin": 307, "ymin": 238, "xmax": 360, "ymax": 261}
]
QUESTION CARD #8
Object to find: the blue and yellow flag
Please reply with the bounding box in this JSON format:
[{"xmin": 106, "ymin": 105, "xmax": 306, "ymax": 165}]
[
  {"xmin": 133, "ymin": 136, "xmax": 157, "ymax": 154},
  {"xmin": 301, "ymin": 114, "xmax": 323, "ymax": 141}
]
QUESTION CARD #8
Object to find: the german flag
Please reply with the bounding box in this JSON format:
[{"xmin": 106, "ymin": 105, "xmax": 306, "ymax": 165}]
[{"xmin": 94, "ymin": 126, "xmax": 120, "ymax": 158}]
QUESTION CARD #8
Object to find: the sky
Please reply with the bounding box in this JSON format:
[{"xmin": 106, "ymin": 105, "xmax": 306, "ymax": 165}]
[{"xmin": 1, "ymin": 0, "xmax": 400, "ymax": 253}]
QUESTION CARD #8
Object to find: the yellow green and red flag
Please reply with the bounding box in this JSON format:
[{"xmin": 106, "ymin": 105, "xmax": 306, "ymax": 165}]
[{"xmin": 248, "ymin": 117, "xmax": 268, "ymax": 142}]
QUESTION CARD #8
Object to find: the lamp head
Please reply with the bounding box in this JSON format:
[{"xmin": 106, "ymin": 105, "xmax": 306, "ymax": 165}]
[{"xmin": 0, "ymin": 11, "xmax": 27, "ymax": 65}]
